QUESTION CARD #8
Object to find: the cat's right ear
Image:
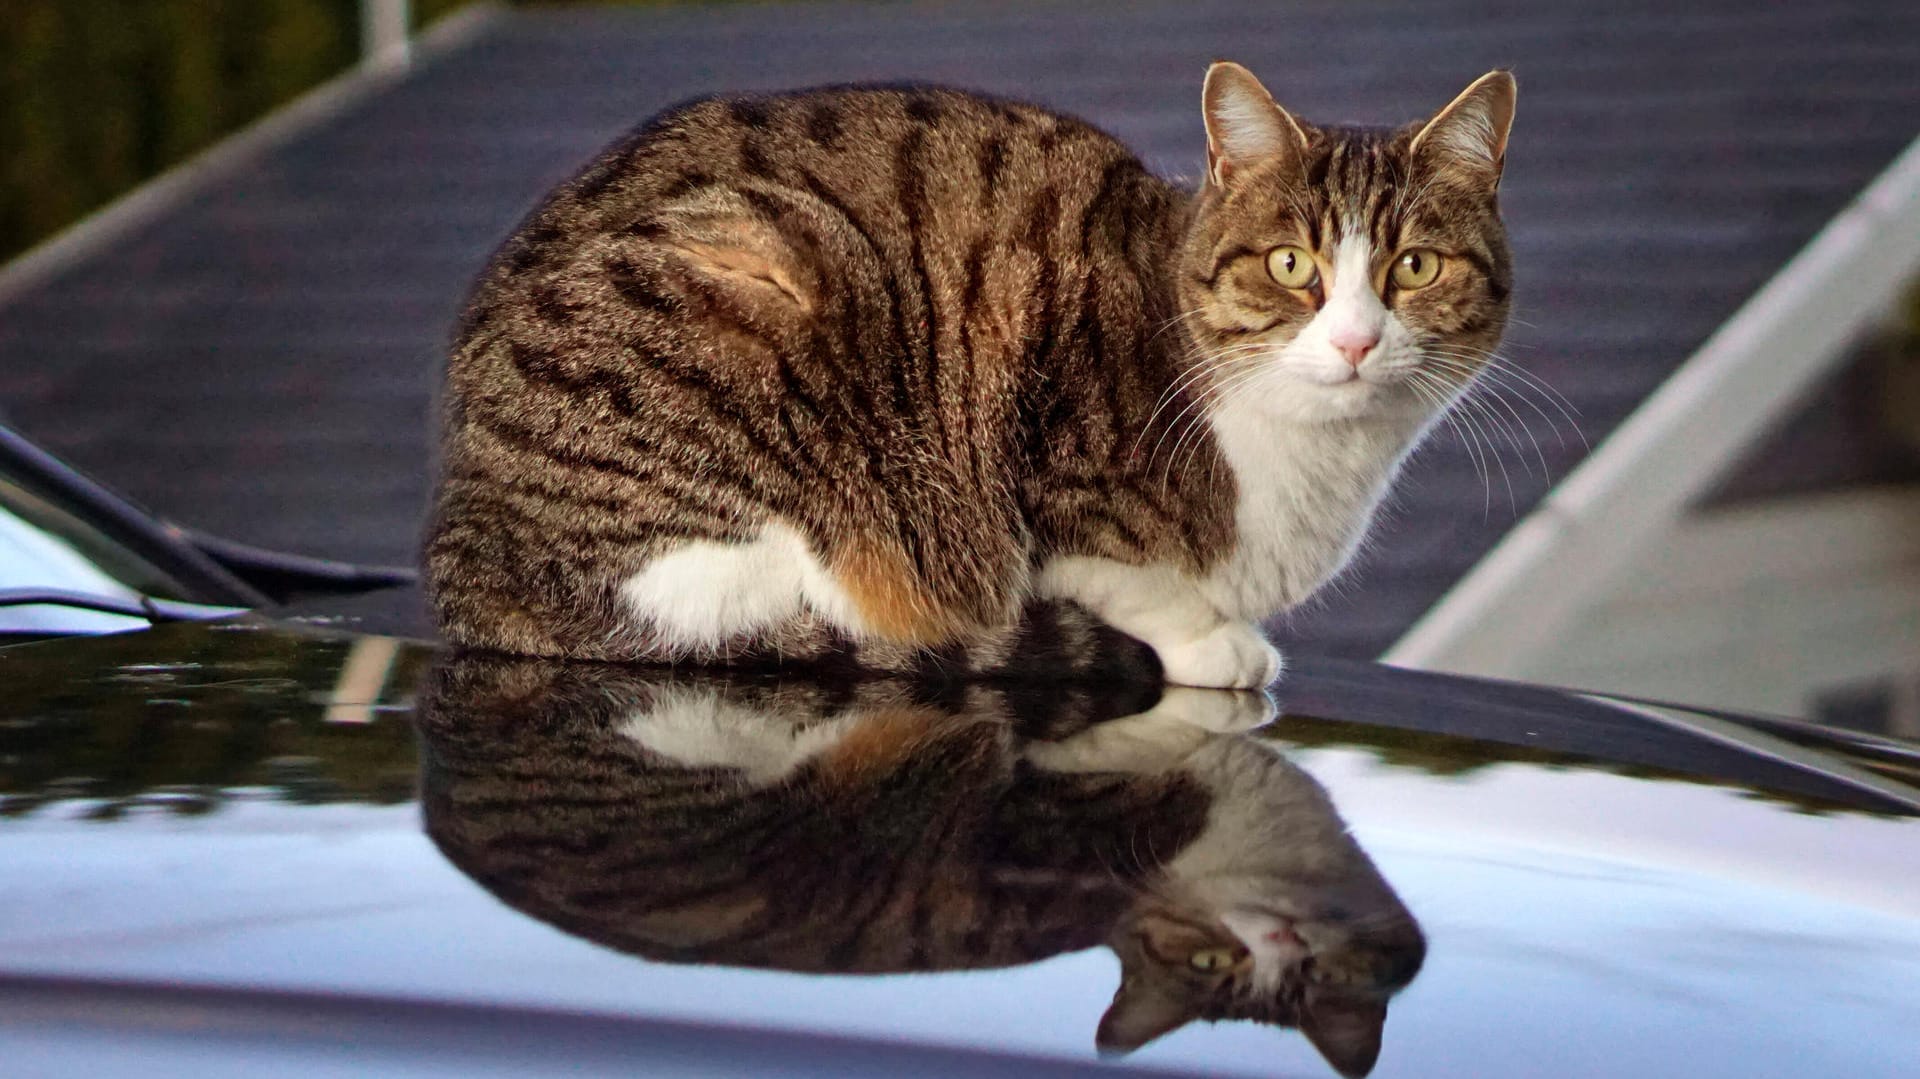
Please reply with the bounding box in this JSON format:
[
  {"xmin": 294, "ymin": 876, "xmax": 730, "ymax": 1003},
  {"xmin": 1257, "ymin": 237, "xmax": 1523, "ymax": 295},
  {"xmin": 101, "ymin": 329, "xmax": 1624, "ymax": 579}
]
[
  {"xmin": 1299, "ymin": 993, "xmax": 1388, "ymax": 1079},
  {"xmin": 1202, "ymin": 61, "xmax": 1309, "ymax": 188},
  {"xmin": 1096, "ymin": 977, "xmax": 1194, "ymax": 1055}
]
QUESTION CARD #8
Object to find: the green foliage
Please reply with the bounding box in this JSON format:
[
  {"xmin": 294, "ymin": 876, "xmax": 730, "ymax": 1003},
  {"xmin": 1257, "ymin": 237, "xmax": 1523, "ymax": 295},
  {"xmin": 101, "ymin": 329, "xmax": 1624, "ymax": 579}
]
[
  {"xmin": 414, "ymin": 0, "xmax": 482, "ymax": 27},
  {"xmin": 0, "ymin": 1, "xmax": 795, "ymax": 265},
  {"xmin": 0, "ymin": 0, "xmax": 516, "ymax": 265},
  {"xmin": 0, "ymin": 0, "xmax": 361, "ymax": 262}
]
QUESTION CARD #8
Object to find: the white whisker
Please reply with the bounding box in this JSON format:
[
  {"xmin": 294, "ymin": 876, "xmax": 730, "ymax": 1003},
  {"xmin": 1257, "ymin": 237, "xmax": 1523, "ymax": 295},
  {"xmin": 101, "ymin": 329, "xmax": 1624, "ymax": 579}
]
[{"xmin": 1405, "ymin": 369, "xmax": 1491, "ymax": 514}]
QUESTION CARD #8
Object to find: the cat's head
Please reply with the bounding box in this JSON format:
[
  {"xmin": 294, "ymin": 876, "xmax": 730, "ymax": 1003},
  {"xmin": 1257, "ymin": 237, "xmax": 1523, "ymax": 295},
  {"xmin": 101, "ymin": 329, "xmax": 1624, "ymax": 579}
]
[
  {"xmin": 1100, "ymin": 891, "xmax": 1426, "ymax": 1077},
  {"xmin": 1177, "ymin": 61, "xmax": 1516, "ymax": 424}
]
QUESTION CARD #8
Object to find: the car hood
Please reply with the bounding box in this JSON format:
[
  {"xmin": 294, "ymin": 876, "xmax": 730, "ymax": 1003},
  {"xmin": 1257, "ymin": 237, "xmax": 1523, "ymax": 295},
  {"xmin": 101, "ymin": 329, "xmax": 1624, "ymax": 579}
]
[{"xmin": 2, "ymin": 606, "xmax": 1917, "ymax": 1079}]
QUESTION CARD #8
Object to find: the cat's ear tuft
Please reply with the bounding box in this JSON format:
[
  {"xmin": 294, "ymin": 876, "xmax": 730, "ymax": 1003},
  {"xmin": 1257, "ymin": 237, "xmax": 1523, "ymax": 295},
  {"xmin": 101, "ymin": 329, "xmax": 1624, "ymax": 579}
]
[
  {"xmin": 1298, "ymin": 994, "xmax": 1388, "ymax": 1079},
  {"xmin": 1411, "ymin": 70, "xmax": 1517, "ymax": 185},
  {"xmin": 1202, "ymin": 61, "xmax": 1309, "ymax": 188}
]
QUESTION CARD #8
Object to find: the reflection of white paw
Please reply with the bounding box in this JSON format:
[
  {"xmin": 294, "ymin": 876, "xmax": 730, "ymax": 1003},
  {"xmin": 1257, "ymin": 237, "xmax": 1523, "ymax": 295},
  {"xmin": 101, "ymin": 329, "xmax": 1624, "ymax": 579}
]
[
  {"xmin": 1152, "ymin": 686, "xmax": 1277, "ymax": 733},
  {"xmin": 1158, "ymin": 623, "xmax": 1283, "ymax": 689},
  {"xmin": 1022, "ymin": 688, "xmax": 1274, "ymax": 774},
  {"xmin": 1023, "ymin": 715, "xmax": 1209, "ymax": 774}
]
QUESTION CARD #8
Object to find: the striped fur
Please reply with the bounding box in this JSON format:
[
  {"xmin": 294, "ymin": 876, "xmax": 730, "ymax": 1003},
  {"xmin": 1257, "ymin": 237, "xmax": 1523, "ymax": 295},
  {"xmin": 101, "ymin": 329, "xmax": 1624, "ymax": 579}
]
[
  {"xmin": 416, "ymin": 654, "xmax": 1425, "ymax": 1074},
  {"xmin": 424, "ymin": 65, "xmax": 1516, "ymax": 685}
]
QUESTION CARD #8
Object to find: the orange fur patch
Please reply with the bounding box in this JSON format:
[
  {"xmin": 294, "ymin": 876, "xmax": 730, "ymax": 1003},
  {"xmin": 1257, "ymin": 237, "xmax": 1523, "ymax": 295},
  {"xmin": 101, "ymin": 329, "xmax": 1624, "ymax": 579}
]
[
  {"xmin": 813, "ymin": 706, "xmax": 962, "ymax": 789},
  {"xmin": 831, "ymin": 539, "xmax": 968, "ymax": 645}
]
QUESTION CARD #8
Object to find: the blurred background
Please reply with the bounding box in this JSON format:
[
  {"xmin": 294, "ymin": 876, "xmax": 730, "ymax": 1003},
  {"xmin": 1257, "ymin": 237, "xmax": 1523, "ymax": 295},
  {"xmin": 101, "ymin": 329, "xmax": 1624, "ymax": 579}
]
[
  {"xmin": 0, "ymin": 0, "xmax": 1916, "ymax": 727},
  {"xmin": 0, "ymin": 0, "xmax": 484, "ymax": 263}
]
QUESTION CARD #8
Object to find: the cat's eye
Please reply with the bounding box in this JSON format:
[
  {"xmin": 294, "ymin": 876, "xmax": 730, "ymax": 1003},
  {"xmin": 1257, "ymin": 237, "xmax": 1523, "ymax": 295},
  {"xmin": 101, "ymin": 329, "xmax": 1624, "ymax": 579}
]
[
  {"xmin": 1189, "ymin": 948, "xmax": 1238, "ymax": 972},
  {"xmin": 1266, "ymin": 245, "xmax": 1317, "ymax": 290},
  {"xmin": 1391, "ymin": 248, "xmax": 1443, "ymax": 290}
]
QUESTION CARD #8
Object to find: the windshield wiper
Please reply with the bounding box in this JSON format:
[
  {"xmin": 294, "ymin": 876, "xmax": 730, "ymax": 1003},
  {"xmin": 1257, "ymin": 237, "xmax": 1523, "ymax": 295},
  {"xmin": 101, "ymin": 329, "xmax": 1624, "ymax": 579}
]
[{"xmin": 0, "ymin": 588, "xmax": 247, "ymax": 624}]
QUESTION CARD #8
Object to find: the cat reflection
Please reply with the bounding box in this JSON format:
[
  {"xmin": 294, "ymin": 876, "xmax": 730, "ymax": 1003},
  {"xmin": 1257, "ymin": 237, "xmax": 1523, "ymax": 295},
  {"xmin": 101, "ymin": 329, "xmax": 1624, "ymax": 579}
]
[{"xmin": 416, "ymin": 656, "xmax": 1424, "ymax": 1078}]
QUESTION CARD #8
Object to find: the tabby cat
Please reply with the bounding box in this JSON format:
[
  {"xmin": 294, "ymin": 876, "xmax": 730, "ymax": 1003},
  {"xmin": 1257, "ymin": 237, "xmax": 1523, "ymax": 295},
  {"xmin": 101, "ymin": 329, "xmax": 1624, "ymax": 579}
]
[
  {"xmin": 425, "ymin": 63, "xmax": 1516, "ymax": 686},
  {"xmin": 417, "ymin": 655, "xmax": 1426, "ymax": 1077}
]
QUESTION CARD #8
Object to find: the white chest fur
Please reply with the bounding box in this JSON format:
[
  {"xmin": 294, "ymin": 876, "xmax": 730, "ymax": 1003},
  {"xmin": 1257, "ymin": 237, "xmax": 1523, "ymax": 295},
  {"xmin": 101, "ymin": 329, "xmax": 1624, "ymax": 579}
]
[{"xmin": 1199, "ymin": 396, "xmax": 1428, "ymax": 620}]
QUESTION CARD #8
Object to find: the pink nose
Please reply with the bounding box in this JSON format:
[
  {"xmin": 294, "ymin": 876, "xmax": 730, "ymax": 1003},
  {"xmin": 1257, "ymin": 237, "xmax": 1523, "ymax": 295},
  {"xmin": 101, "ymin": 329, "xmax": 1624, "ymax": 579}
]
[{"xmin": 1331, "ymin": 328, "xmax": 1380, "ymax": 368}]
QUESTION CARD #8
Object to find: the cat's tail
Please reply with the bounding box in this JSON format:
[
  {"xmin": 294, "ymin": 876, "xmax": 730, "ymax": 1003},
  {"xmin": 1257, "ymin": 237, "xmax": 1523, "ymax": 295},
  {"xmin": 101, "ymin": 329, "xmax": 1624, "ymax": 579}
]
[
  {"xmin": 650, "ymin": 598, "xmax": 1164, "ymax": 687},
  {"xmin": 861, "ymin": 598, "xmax": 1163, "ymax": 684}
]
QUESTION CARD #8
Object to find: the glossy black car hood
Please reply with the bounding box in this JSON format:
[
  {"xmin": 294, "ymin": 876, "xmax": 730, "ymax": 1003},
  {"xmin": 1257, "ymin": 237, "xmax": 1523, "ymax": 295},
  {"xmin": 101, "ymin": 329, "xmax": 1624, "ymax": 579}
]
[{"xmin": 3, "ymin": 607, "xmax": 1918, "ymax": 1079}]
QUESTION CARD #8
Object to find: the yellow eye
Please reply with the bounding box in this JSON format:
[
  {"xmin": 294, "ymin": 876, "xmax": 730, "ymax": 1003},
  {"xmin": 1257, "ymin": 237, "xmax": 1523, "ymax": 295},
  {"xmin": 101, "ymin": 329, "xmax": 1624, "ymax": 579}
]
[
  {"xmin": 1391, "ymin": 248, "xmax": 1443, "ymax": 290},
  {"xmin": 1189, "ymin": 948, "xmax": 1238, "ymax": 972},
  {"xmin": 1266, "ymin": 245, "xmax": 1317, "ymax": 289}
]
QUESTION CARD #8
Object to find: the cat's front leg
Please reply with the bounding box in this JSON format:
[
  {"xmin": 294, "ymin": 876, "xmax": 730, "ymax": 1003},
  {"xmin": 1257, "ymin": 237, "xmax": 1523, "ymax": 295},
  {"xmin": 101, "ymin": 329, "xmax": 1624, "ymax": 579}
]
[{"xmin": 1036, "ymin": 557, "xmax": 1282, "ymax": 689}]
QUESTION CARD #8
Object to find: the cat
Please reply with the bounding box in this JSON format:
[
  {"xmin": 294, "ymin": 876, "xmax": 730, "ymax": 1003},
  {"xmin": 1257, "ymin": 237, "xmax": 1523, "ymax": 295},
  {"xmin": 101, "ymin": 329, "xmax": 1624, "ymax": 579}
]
[
  {"xmin": 424, "ymin": 62, "xmax": 1516, "ymax": 687},
  {"xmin": 416, "ymin": 654, "xmax": 1426, "ymax": 1077}
]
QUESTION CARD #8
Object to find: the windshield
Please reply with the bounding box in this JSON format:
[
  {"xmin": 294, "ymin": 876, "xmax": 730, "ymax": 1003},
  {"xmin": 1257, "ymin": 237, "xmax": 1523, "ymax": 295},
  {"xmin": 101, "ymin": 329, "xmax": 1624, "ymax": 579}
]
[{"xmin": 0, "ymin": 471, "xmax": 199, "ymax": 634}]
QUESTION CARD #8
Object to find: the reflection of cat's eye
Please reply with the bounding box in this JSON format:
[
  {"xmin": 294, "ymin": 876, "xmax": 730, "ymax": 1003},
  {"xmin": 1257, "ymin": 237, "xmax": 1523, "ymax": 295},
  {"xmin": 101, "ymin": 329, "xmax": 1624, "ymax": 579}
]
[
  {"xmin": 1391, "ymin": 248, "xmax": 1443, "ymax": 290},
  {"xmin": 1266, "ymin": 245, "xmax": 1317, "ymax": 289},
  {"xmin": 1188, "ymin": 948, "xmax": 1238, "ymax": 972}
]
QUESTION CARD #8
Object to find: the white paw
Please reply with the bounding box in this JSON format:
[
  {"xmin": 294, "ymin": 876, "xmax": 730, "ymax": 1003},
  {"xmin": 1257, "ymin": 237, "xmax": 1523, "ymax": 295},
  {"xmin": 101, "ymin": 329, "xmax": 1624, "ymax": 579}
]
[
  {"xmin": 1150, "ymin": 686, "xmax": 1277, "ymax": 733},
  {"xmin": 1157, "ymin": 623, "xmax": 1283, "ymax": 689}
]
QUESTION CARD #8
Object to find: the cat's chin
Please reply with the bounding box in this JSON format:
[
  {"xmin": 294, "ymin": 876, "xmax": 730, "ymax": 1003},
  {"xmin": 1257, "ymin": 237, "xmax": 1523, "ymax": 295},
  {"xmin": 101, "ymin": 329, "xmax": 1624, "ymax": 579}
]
[{"xmin": 1256, "ymin": 377, "xmax": 1424, "ymax": 424}]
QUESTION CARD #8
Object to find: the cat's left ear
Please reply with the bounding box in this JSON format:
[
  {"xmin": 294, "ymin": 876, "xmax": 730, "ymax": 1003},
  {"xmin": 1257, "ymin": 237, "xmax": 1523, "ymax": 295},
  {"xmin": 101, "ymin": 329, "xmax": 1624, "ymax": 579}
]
[
  {"xmin": 1411, "ymin": 70, "xmax": 1517, "ymax": 187},
  {"xmin": 1202, "ymin": 61, "xmax": 1310, "ymax": 188},
  {"xmin": 1298, "ymin": 994, "xmax": 1388, "ymax": 1079}
]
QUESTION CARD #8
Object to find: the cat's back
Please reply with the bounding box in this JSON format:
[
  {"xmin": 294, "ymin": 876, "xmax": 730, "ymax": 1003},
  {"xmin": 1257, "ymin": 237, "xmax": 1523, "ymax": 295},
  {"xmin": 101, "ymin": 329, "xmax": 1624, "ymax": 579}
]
[
  {"xmin": 573, "ymin": 85, "xmax": 1151, "ymax": 241},
  {"xmin": 455, "ymin": 85, "xmax": 1168, "ymax": 338}
]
